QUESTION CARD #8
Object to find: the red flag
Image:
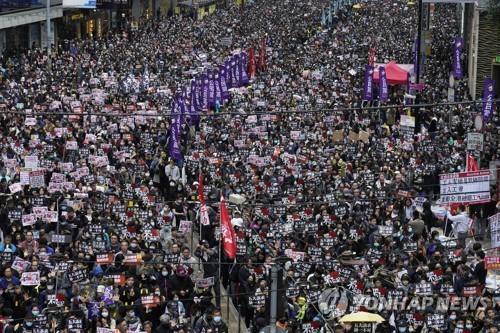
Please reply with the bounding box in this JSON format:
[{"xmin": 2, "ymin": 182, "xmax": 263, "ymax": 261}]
[
  {"xmin": 220, "ymin": 196, "xmax": 236, "ymax": 259},
  {"xmin": 466, "ymin": 154, "xmax": 479, "ymax": 171},
  {"xmin": 248, "ymin": 47, "xmax": 256, "ymax": 79}
]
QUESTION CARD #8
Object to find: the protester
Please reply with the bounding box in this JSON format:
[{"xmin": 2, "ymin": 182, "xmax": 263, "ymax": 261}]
[{"xmin": 0, "ymin": 0, "xmax": 498, "ymax": 332}]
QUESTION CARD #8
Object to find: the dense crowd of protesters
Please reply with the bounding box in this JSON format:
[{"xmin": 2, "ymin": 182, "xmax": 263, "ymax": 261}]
[{"xmin": 0, "ymin": 0, "xmax": 499, "ymax": 332}]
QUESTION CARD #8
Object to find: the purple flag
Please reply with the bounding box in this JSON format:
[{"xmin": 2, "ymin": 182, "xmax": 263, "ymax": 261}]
[
  {"xmin": 483, "ymin": 79, "xmax": 496, "ymax": 121},
  {"xmin": 214, "ymin": 70, "xmax": 221, "ymax": 103},
  {"xmin": 208, "ymin": 71, "xmax": 215, "ymax": 108},
  {"xmin": 190, "ymin": 80, "xmax": 200, "ymax": 124},
  {"xmin": 202, "ymin": 73, "xmax": 209, "ymax": 109},
  {"xmin": 219, "ymin": 64, "xmax": 230, "ymax": 102},
  {"xmin": 197, "ymin": 76, "xmax": 204, "ymax": 108},
  {"xmin": 231, "ymin": 55, "xmax": 239, "ymax": 87},
  {"xmin": 224, "ymin": 60, "xmax": 233, "ymax": 89},
  {"xmin": 379, "ymin": 66, "xmax": 388, "ymax": 102},
  {"xmin": 239, "ymin": 52, "xmax": 249, "ymax": 85},
  {"xmin": 169, "ymin": 98, "xmax": 183, "ymax": 161},
  {"xmin": 363, "ymin": 65, "xmax": 374, "ymax": 101},
  {"xmin": 453, "ymin": 37, "xmax": 464, "ymax": 79}
]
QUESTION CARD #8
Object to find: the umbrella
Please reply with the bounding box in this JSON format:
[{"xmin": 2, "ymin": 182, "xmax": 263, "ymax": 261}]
[{"xmin": 339, "ymin": 312, "xmax": 385, "ymax": 323}]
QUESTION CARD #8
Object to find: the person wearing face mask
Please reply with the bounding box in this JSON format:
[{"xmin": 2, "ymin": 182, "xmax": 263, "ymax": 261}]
[
  {"xmin": 179, "ymin": 247, "xmax": 201, "ymax": 282},
  {"xmin": 209, "ymin": 308, "xmax": 228, "ymax": 333},
  {"xmin": 96, "ymin": 307, "xmax": 116, "ymax": 330}
]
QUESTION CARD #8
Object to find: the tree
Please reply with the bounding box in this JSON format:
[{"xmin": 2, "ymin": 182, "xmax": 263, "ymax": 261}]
[{"xmin": 489, "ymin": 0, "xmax": 500, "ymax": 17}]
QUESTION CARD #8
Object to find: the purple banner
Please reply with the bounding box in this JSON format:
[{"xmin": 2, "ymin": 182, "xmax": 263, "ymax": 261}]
[
  {"xmin": 453, "ymin": 37, "xmax": 464, "ymax": 79},
  {"xmin": 190, "ymin": 80, "xmax": 200, "ymax": 124},
  {"xmin": 483, "ymin": 79, "xmax": 496, "ymax": 121},
  {"xmin": 169, "ymin": 98, "xmax": 183, "ymax": 161},
  {"xmin": 240, "ymin": 52, "xmax": 249, "ymax": 85},
  {"xmin": 202, "ymin": 74, "xmax": 209, "ymax": 109},
  {"xmin": 379, "ymin": 66, "xmax": 388, "ymax": 103},
  {"xmin": 363, "ymin": 65, "xmax": 374, "ymax": 101},
  {"xmin": 208, "ymin": 71, "xmax": 215, "ymax": 108},
  {"xmin": 219, "ymin": 64, "xmax": 230, "ymax": 102},
  {"xmin": 214, "ymin": 70, "xmax": 222, "ymax": 103},
  {"xmin": 231, "ymin": 55, "xmax": 239, "ymax": 87},
  {"xmin": 224, "ymin": 60, "xmax": 233, "ymax": 89}
]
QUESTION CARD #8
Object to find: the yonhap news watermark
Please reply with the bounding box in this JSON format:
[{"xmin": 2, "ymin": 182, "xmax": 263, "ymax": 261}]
[{"xmin": 318, "ymin": 288, "xmax": 490, "ymax": 317}]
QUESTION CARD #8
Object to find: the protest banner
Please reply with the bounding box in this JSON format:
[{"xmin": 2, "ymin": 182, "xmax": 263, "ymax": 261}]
[
  {"xmin": 489, "ymin": 212, "xmax": 500, "ymax": 249},
  {"xmin": 440, "ymin": 170, "xmax": 490, "ymax": 204}
]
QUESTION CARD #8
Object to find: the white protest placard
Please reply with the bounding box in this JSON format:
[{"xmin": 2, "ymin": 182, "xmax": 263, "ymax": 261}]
[
  {"xmin": 440, "ymin": 170, "xmax": 490, "ymax": 204},
  {"xmin": 489, "ymin": 213, "xmax": 500, "ymax": 249},
  {"xmin": 400, "ymin": 115, "xmax": 415, "ymax": 140},
  {"xmin": 33, "ymin": 206, "xmax": 48, "ymax": 219},
  {"xmin": 21, "ymin": 271, "xmax": 40, "ymax": 286},
  {"xmin": 22, "ymin": 214, "xmax": 36, "ymax": 227},
  {"xmin": 24, "ymin": 155, "xmax": 39, "ymax": 169},
  {"xmin": 196, "ymin": 277, "xmax": 215, "ymax": 289},
  {"xmin": 96, "ymin": 328, "xmax": 116, "ymax": 333},
  {"xmin": 66, "ymin": 141, "xmax": 78, "ymax": 150},
  {"xmin": 48, "ymin": 182, "xmax": 63, "ymax": 193},
  {"xmin": 24, "ymin": 117, "xmax": 37, "ymax": 126},
  {"xmin": 290, "ymin": 131, "xmax": 301, "ymax": 140},
  {"xmin": 45, "ymin": 210, "xmax": 59, "ymax": 223},
  {"xmin": 467, "ymin": 132, "xmax": 484, "ymax": 151},
  {"xmin": 11, "ymin": 257, "xmax": 30, "ymax": 273},
  {"xmin": 20, "ymin": 170, "xmax": 31, "ymax": 185},
  {"xmin": 30, "ymin": 170, "xmax": 45, "ymax": 188},
  {"xmin": 9, "ymin": 183, "xmax": 23, "ymax": 194},
  {"xmin": 179, "ymin": 220, "xmax": 193, "ymax": 233},
  {"xmin": 3, "ymin": 158, "xmax": 18, "ymax": 169},
  {"xmin": 51, "ymin": 172, "xmax": 66, "ymax": 183}
]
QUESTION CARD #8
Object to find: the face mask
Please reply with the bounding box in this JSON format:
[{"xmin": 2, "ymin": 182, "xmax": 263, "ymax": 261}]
[
  {"xmin": 32, "ymin": 311, "xmax": 39, "ymax": 316},
  {"xmin": 102, "ymin": 311, "xmax": 109, "ymax": 318},
  {"xmin": 466, "ymin": 324, "xmax": 473, "ymax": 329},
  {"xmin": 155, "ymin": 291, "xmax": 161, "ymax": 296},
  {"xmin": 131, "ymin": 243, "xmax": 138, "ymax": 248},
  {"xmin": 398, "ymin": 328, "xmax": 407, "ymax": 332},
  {"xmin": 26, "ymin": 322, "xmax": 33, "ymax": 327},
  {"xmin": 47, "ymin": 285, "xmax": 54, "ymax": 291},
  {"xmin": 213, "ymin": 316, "xmax": 221, "ymax": 323},
  {"xmin": 162, "ymin": 271, "xmax": 168, "ymax": 276},
  {"xmin": 449, "ymin": 315, "xmax": 457, "ymax": 321}
]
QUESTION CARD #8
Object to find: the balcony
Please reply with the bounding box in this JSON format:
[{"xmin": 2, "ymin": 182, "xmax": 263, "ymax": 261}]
[{"xmin": 0, "ymin": 0, "xmax": 63, "ymax": 29}]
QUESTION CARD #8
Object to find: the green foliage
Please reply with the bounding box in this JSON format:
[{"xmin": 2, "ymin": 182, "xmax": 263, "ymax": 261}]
[{"xmin": 489, "ymin": 0, "xmax": 500, "ymax": 17}]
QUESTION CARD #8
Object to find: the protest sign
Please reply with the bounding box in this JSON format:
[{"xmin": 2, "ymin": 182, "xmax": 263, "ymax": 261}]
[
  {"xmin": 24, "ymin": 155, "xmax": 39, "ymax": 169},
  {"xmin": 179, "ymin": 220, "xmax": 193, "ymax": 233},
  {"xmin": 12, "ymin": 257, "xmax": 30, "ymax": 273},
  {"xmin": 489, "ymin": 213, "xmax": 500, "ymax": 249},
  {"xmin": 467, "ymin": 132, "xmax": 484, "ymax": 151},
  {"xmin": 21, "ymin": 271, "xmax": 41, "ymax": 286},
  {"xmin": 30, "ymin": 170, "xmax": 45, "ymax": 188},
  {"xmin": 440, "ymin": 170, "xmax": 490, "ymax": 204},
  {"xmin": 68, "ymin": 269, "xmax": 88, "ymax": 283},
  {"xmin": 9, "ymin": 183, "xmax": 23, "ymax": 194},
  {"xmin": 196, "ymin": 277, "xmax": 215, "ymax": 289}
]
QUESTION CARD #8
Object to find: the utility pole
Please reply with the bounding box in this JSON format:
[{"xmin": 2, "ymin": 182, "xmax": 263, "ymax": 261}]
[
  {"xmin": 270, "ymin": 265, "xmax": 278, "ymax": 333},
  {"xmin": 46, "ymin": 0, "xmax": 51, "ymax": 70},
  {"xmin": 415, "ymin": 0, "xmax": 422, "ymax": 84}
]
